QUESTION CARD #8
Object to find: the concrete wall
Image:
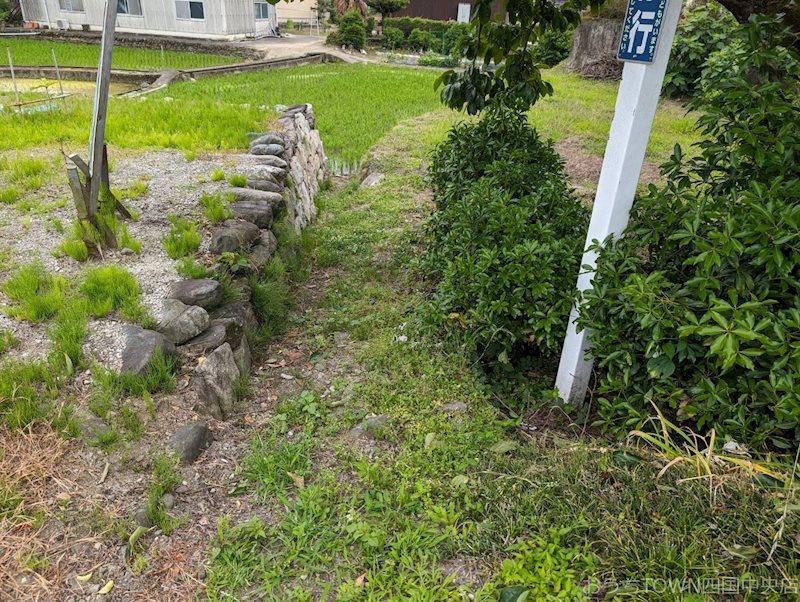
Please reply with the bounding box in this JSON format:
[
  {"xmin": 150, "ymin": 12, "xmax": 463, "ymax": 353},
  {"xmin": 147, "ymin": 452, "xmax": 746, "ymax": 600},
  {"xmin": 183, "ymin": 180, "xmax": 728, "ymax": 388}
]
[
  {"xmin": 274, "ymin": 0, "xmax": 315, "ymax": 23},
  {"xmin": 21, "ymin": 0, "xmax": 277, "ymax": 39}
]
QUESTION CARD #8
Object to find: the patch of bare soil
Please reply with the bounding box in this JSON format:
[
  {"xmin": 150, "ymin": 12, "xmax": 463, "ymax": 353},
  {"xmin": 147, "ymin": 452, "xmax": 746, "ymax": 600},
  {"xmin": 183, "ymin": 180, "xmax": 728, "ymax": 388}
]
[{"xmin": 555, "ymin": 137, "xmax": 662, "ymax": 200}]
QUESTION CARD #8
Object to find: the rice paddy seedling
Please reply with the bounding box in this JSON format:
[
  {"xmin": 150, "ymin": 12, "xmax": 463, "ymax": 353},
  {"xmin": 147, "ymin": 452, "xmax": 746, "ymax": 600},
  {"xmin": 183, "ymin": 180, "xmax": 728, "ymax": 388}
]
[{"xmin": 1, "ymin": 38, "xmax": 237, "ymax": 71}]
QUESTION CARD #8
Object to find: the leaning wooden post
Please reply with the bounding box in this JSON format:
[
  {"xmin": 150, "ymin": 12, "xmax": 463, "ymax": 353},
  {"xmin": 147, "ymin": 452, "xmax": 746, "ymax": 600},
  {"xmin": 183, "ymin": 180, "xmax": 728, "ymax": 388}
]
[
  {"xmin": 87, "ymin": 0, "xmax": 118, "ymax": 219},
  {"xmin": 555, "ymin": 0, "xmax": 683, "ymax": 406},
  {"xmin": 66, "ymin": 0, "xmax": 129, "ymax": 251}
]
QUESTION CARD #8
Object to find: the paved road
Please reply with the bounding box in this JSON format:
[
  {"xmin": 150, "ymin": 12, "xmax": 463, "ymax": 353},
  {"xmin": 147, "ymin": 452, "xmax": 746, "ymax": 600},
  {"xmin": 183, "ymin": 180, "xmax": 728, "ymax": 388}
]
[{"xmin": 234, "ymin": 34, "xmax": 372, "ymax": 64}]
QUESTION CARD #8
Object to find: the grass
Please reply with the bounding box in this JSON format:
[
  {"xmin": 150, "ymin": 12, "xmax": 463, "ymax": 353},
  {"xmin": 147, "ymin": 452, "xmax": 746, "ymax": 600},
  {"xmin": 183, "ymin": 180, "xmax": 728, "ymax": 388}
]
[
  {"xmin": 162, "ymin": 216, "xmax": 202, "ymax": 259},
  {"xmin": 175, "ymin": 257, "xmax": 209, "ymax": 279},
  {"xmin": 0, "ymin": 262, "xmax": 154, "ymax": 431},
  {"xmin": 47, "ymin": 296, "xmax": 89, "ymax": 371},
  {"xmin": 0, "ymin": 64, "xmax": 697, "ymax": 169},
  {"xmin": 0, "ymin": 187, "xmax": 20, "ymax": 204},
  {"xmin": 210, "ymin": 169, "xmax": 226, "ymax": 182},
  {"xmin": 199, "ymin": 192, "xmax": 232, "ymax": 224},
  {"xmin": 144, "ymin": 452, "xmax": 182, "ymax": 534},
  {"xmin": 0, "ymin": 330, "xmax": 17, "ymax": 356},
  {"xmin": 227, "ymin": 174, "xmax": 247, "ymax": 188},
  {"xmin": 1, "ymin": 262, "xmax": 65, "ymax": 322},
  {"xmin": 114, "ymin": 178, "xmax": 149, "ymax": 201},
  {"xmin": 204, "ymin": 113, "xmax": 797, "ymax": 601},
  {"xmin": 88, "ymin": 349, "xmax": 176, "ymax": 448},
  {"xmin": 80, "ymin": 265, "xmax": 145, "ymax": 320},
  {"xmin": 1, "ymin": 38, "xmax": 238, "ymax": 71}
]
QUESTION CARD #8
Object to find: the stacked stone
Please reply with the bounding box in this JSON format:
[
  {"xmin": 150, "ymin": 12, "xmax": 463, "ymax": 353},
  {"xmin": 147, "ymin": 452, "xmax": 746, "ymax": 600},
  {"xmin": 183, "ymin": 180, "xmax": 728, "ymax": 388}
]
[{"xmin": 117, "ymin": 103, "xmax": 327, "ymax": 465}]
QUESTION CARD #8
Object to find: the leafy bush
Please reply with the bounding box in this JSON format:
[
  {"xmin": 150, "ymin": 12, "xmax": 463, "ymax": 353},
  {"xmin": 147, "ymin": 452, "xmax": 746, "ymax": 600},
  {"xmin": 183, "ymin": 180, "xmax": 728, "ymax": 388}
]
[
  {"xmin": 532, "ymin": 29, "xmax": 573, "ymax": 67},
  {"xmin": 408, "ymin": 28, "xmax": 438, "ymax": 52},
  {"xmin": 442, "ymin": 22, "xmax": 469, "ymax": 55},
  {"xmin": 381, "ymin": 26, "xmax": 404, "ymax": 49},
  {"xmin": 662, "ymin": 2, "xmax": 738, "ymax": 98},
  {"xmin": 422, "ymin": 104, "xmax": 589, "ymax": 372},
  {"xmin": 383, "ymin": 16, "xmax": 452, "ymax": 39},
  {"xmin": 581, "ymin": 17, "xmax": 800, "ymax": 449},
  {"xmin": 336, "ymin": 11, "xmax": 367, "ymax": 50}
]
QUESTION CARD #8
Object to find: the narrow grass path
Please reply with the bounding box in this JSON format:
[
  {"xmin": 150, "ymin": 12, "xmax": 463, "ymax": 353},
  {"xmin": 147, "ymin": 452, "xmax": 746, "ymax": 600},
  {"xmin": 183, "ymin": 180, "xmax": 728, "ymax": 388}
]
[{"xmin": 204, "ymin": 113, "xmax": 798, "ymax": 600}]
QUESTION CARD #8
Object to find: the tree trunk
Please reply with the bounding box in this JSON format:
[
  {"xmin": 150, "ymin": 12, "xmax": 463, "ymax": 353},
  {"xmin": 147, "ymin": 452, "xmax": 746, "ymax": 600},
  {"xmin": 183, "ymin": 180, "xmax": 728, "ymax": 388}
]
[
  {"xmin": 717, "ymin": 0, "xmax": 800, "ymax": 43},
  {"xmin": 566, "ymin": 19, "xmax": 624, "ymax": 80}
]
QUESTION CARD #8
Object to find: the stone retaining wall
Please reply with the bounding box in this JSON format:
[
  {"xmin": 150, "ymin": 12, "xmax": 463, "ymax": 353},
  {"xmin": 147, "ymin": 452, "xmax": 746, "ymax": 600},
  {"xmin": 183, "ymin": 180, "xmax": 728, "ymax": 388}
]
[{"xmin": 119, "ymin": 103, "xmax": 327, "ymax": 467}]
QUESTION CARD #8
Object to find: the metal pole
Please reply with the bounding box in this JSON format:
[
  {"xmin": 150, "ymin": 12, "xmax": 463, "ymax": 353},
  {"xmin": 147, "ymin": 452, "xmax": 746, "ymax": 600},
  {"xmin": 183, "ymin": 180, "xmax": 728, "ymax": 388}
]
[
  {"xmin": 50, "ymin": 48, "xmax": 65, "ymax": 96},
  {"xmin": 87, "ymin": 0, "xmax": 118, "ymax": 217},
  {"xmin": 555, "ymin": 0, "xmax": 683, "ymax": 406},
  {"xmin": 6, "ymin": 48, "xmax": 21, "ymax": 114}
]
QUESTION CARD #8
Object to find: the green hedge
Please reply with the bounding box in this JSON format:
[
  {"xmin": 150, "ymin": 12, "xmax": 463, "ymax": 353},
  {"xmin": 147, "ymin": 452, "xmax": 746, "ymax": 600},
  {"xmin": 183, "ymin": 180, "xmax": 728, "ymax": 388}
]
[{"xmin": 383, "ymin": 17, "xmax": 456, "ymax": 39}]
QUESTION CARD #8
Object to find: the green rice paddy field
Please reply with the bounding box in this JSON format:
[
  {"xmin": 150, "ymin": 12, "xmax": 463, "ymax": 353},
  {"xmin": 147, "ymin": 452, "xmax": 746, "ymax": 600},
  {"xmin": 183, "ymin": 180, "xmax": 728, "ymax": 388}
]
[{"xmin": 0, "ymin": 63, "xmax": 697, "ymax": 167}]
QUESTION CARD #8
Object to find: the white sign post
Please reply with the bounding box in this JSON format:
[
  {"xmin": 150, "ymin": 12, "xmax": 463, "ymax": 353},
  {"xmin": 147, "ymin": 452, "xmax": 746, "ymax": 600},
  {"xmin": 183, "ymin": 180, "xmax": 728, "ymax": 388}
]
[{"xmin": 555, "ymin": 0, "xmax": 683, "ymax": 406}]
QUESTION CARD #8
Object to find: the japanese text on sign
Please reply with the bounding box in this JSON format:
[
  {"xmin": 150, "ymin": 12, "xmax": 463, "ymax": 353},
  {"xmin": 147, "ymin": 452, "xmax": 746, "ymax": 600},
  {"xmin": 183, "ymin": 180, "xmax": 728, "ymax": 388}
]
[{"xmin": 618, "ymin": 0, "xmax": 669, "ymax": 63}]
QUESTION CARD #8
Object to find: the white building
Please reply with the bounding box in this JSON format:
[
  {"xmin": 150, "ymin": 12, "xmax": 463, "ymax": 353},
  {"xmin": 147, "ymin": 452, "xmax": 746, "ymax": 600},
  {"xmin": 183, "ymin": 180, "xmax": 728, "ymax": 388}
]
[
  {"xmin": 274, "ymin": 0, "xmax": 316, "ymax": 25},
  {"xmin": 20, "ymin": 0, "xmax": 278, "ymax": 39}
]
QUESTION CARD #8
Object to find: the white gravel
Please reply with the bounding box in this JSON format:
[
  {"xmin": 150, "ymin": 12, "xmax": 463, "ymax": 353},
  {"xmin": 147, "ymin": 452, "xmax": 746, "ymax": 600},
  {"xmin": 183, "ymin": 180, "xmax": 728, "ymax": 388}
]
[{"xmin": 0, "ymin": 149, "xmax": 247, "ymax": 369}]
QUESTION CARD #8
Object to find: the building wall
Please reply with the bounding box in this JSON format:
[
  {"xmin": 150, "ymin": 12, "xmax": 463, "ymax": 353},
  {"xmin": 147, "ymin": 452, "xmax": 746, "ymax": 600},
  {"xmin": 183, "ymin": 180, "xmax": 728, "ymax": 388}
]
[
  {"xmin": 274, "ymin": 0, "xmax": 316, "ymax": 23},
  {"xmin": 393, "ymin": 0, "xmax": 503, "ymax": 21},
  {"xmin": 21, "ymin": 0, "xmax": 276, "ymax": 39}
]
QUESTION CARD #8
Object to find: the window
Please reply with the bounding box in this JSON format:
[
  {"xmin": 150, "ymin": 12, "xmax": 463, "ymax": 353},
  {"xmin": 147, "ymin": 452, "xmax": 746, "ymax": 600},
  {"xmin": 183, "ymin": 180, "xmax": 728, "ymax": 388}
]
[
  {"xmin": 118, "ymin": 0, "xmax": 142, "ymax": 15},
  {"xmin": 254, "ymin": 1, "xmax": 271, "ymax": 20},
  {"xmin": 176, "ymin": 0, "xmax": 204, "ymax": 20},
  {"xmin": 59, "ymin": 0, "xmax": 84, "ymax": 11}
]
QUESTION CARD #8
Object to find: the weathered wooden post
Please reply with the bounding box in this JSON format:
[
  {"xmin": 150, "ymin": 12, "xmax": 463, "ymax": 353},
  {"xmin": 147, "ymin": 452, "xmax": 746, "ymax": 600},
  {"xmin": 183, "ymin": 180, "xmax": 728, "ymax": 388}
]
[
  {"xmin": 555, "ymin": 0, "xmax": 683, "ymax": 405},
  {"xmin": 66, "ymin": 0, "xmax": 130, "ymax": 251}
]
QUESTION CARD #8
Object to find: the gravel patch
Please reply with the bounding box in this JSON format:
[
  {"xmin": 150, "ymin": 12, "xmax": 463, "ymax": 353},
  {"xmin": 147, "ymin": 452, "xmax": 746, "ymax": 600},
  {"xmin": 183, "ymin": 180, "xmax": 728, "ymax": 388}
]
[{"xmin": 0, "ymin": 149, "xmax": 244, "ymax": 366}]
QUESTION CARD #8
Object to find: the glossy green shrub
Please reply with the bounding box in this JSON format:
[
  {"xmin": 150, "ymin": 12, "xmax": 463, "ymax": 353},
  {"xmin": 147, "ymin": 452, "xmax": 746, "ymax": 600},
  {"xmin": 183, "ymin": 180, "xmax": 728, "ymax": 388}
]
[
  {"xmin": 581, "ymin": 17, "xmax": 800, "ymax": 449},
  {"xmin": 662, "ymin": 2, "xmax": 738, "ymax": 98},
  {"xmin": 408, "ymin": 28, "xmax": 438, "ymax": 52},
  {"xmin": 422, "ymin": 104, "xmax": 588, "ymax": 371},
  {"xmin": 336, "ymin": 11, "xmax": 367, "ymax": 50},
  {"xmin": 381, "ymin": 26, "xmax": 404, "ymax": 49},
  {"xmin": 532, "ymin": 29, "xmax": 573, "ymax": 68}
]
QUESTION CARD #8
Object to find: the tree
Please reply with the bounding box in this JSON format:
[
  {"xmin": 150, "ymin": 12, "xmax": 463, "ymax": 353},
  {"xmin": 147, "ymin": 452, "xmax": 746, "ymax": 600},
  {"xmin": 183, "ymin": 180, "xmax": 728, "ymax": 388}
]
[
  {"xmin": 366, "ymin": 0, "xmax": 409, "ymax": 22},
  {"xmin": 437, "ymin": 0, "xmax": 604, "ymax": 115},
  {"xmin": 334, "ymin": 0, "xmax": 368, "ymax": 17}
]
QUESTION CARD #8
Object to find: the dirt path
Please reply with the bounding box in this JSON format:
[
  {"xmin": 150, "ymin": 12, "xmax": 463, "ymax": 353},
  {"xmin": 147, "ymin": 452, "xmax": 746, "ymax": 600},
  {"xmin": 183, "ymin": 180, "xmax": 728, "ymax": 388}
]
[{"xmin": 239, "ymin": 35, "xmax": 374, "ymax": 64}]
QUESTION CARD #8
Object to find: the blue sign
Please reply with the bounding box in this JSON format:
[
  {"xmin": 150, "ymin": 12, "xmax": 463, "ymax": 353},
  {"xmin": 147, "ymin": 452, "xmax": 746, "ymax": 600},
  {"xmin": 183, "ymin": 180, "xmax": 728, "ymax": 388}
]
[{"xmin": 617, "ymin": 0, "xmax": 669, "ymax": 63}]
